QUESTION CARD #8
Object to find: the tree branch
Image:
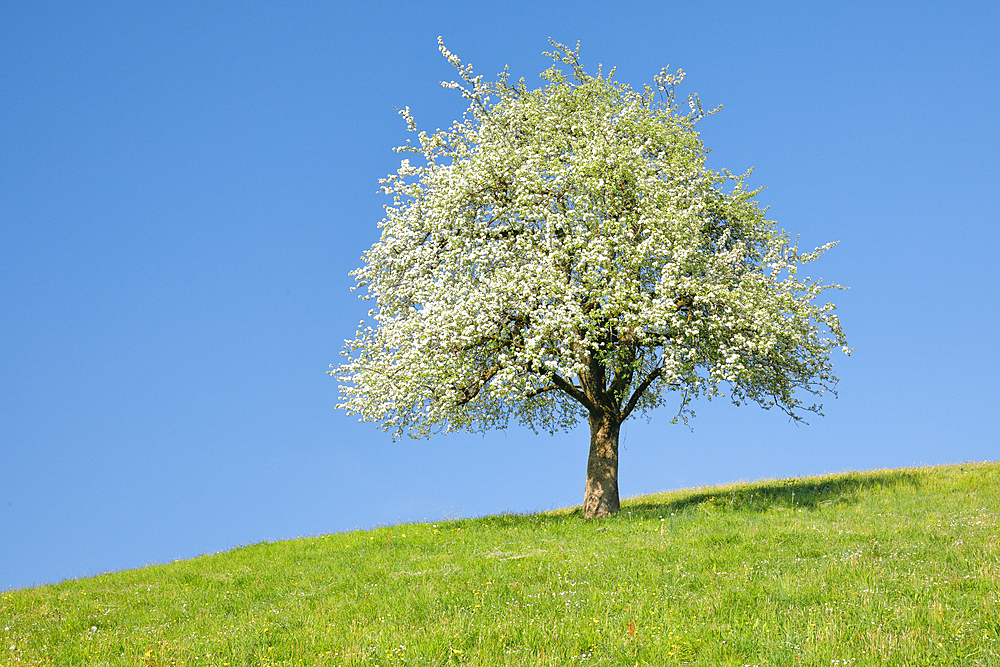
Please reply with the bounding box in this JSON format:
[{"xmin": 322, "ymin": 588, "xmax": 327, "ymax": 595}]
[
  {"xmin": 607, "ymin": 344, "xmax": 638, "ymax": 400},
  {"xmin": 621, "ymin": 366, "xmax": 662, "ymax": 420},
  {"xmin": 551, "ymin": 373, "xmax": 599, "ymax": 413},
  {"xmin": 456, "ymin": 363, "xmax": 502, "ymax": 405},
  {"xmin": 524, "ymin": 384, "xmax": 559, "ymax": 398}
]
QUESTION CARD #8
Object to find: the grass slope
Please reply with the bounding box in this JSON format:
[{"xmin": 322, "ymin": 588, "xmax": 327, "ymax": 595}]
[{"xmin": 3, "ymin": 462, "xmax": 999, "ymax": 666}]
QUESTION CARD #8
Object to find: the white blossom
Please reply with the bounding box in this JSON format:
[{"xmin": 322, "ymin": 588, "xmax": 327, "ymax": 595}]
[{"xmin": 331, "ymin": 39, "xmax": 849, "ymax": 443}]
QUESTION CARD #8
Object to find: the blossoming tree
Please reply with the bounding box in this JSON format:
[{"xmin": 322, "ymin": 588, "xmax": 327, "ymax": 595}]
[{"xmin": 332, "ymin": 39, "xmax": 849, "ymax": 518}]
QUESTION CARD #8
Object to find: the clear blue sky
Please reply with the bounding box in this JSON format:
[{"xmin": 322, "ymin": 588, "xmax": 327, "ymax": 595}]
[{"xmin": 2, "ymin": 0, "xmax": 998, "ymax": 592}]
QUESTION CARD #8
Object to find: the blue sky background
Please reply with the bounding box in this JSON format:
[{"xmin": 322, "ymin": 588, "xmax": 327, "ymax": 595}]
[{"xmin": 2, "ymin": 0, "xmax": 998, "ymax": 592}]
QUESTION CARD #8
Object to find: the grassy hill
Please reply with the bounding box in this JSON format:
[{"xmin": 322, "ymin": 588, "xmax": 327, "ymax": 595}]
[{"xmin": 3, "ymin": 462, "xmax": 999, "ymax": 666}]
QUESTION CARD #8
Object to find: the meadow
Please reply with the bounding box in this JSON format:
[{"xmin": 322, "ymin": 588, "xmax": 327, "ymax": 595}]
[{"xmin": 2, "ymin": 461, "xmax": 998, "ymax": 666}]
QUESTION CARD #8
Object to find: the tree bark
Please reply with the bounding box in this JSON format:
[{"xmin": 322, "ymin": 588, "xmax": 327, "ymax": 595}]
[{"xmin": 583, "ymin": 410, "xmax": 621, "ymax": 518}]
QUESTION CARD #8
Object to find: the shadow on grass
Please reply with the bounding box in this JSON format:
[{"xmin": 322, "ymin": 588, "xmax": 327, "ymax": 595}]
[
  {"xmin": 626, "ymin": 469, "xmax": 925, "ymax": 516},
  {"xmin": 445, "ymin": 469, "xmax": 927, "ymax": 529}
]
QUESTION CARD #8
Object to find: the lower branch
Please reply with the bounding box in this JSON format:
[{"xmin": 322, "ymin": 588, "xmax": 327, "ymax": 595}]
[{"xmin": 621, "ymin": 366, "xmax": 662, "ymax": 420}]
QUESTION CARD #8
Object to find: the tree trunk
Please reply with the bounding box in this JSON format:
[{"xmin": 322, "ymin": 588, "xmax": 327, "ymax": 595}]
[{"xmin": 583, "ymin": 411, "xmax": 621, "ymax": 518}]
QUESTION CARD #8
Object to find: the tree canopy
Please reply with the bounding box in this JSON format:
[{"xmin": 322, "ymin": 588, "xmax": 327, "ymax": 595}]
[{"xmin": 332, "ymin": 39, "xmax": 849, "ymax": 517}]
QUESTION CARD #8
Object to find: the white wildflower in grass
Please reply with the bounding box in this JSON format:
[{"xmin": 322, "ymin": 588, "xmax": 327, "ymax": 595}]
[{"xmin": 332, "ymin": 38, "xmax": 850, "ymax": 517}]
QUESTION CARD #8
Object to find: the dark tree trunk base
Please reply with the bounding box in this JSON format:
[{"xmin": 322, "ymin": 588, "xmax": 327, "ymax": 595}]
[{"xmin": 583, "ymin": 411, "xmax": 620, "ymax": 518}]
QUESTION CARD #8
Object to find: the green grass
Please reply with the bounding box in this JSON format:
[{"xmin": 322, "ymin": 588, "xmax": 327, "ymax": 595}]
[{"xmin": 3, "ymin": 462, "xmax": 1000, "ymax": 666}]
